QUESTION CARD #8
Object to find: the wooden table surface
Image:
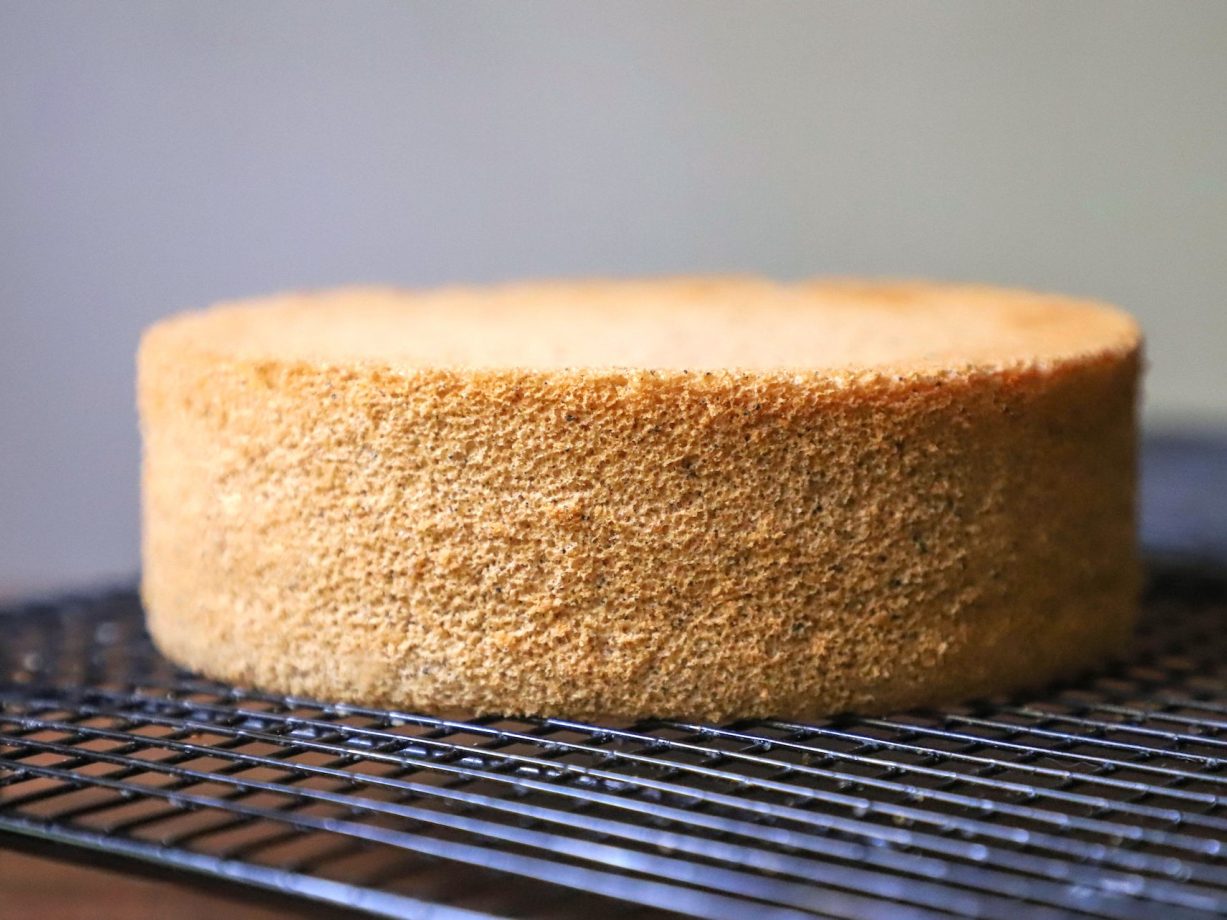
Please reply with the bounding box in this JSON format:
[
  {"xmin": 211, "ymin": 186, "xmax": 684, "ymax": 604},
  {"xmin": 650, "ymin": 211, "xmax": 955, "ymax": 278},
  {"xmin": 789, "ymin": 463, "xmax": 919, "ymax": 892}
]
[{"xmin": 0, "ymin": 849, "xmax": 304, "ymax": 919}]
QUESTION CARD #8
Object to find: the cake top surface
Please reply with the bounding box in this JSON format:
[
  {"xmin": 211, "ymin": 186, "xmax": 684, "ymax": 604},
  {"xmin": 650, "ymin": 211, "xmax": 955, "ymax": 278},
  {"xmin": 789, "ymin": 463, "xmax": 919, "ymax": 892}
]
[{"xmin": 148, "ymin": 278, "xmax": 1139, "ymax": 375}]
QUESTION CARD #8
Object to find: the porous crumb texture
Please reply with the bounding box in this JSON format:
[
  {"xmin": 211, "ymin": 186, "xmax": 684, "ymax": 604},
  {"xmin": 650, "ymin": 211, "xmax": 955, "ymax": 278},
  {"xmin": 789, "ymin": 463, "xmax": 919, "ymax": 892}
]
[{"xmin": 138, "ymin": 278, "xmax": 1142, "ymax": 720}]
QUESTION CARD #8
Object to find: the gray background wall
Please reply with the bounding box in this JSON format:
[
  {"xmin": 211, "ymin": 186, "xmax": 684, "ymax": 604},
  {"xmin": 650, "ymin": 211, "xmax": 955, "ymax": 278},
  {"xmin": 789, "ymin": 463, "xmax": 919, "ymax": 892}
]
[{"xmin": 1, "ymin": 1, "xmax": 1224, "ymax": 591}]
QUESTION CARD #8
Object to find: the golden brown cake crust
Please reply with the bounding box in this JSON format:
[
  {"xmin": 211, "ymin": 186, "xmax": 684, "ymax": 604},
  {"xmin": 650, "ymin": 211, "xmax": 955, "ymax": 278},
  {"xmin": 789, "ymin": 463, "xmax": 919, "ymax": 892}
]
[{"xmin": 138, "ymin": 278, "xmax": 1141, "ymax": 720}]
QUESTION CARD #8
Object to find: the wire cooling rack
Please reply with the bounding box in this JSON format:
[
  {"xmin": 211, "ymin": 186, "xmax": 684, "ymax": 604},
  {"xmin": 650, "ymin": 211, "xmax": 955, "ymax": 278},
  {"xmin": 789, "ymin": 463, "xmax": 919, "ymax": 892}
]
[{"xmin": 2, "ymin": 566, "xmax": 1227, "ymax": 918}]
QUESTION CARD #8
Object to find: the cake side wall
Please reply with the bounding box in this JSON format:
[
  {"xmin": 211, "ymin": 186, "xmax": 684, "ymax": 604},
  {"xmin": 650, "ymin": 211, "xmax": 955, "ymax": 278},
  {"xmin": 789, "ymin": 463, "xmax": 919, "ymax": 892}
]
[{"xmin": 138, "ymin": 343, "xmax": 1139, "ymax": 720}]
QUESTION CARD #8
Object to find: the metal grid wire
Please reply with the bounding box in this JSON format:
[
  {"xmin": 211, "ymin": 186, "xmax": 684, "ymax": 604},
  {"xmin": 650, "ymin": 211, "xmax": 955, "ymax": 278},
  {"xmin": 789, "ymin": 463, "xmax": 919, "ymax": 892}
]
[{"xmin": 1, "ymin": 564, "xmax": 1226, "ymax": 919}]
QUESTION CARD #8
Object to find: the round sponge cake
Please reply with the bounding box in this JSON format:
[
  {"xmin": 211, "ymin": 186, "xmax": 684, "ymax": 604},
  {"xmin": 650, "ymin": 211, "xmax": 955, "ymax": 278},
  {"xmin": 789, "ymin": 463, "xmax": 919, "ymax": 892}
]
[{"xmin": 138, "ymin": 278, "xmax": 1141, "ymax": 720}]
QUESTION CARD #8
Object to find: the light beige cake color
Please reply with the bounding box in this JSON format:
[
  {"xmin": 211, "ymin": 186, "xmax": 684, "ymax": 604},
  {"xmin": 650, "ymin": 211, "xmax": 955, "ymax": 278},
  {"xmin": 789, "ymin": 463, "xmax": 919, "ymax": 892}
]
[{"xmin": 138, "ymin": 278, "xmax": 1141, "ymax": 721}]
